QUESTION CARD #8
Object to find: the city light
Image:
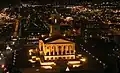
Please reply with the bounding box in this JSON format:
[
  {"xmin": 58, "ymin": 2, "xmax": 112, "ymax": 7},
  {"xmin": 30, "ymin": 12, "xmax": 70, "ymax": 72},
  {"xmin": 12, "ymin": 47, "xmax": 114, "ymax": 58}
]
[
  {"xmin": 73, "ymin": 65, "xmax": 81, "ymax": 68},
  {"xmin": 66, "ymin": 67, "xmax": 70, "ymax": 71},
  {"xmin": 29, "ymin": 49, "xmax": 33, "ymax": 53},
  {"xmin": 41, "ymin": 66, "xmax": 52, "ymax": 69},
  {"xmin": 80, "ymin": 58, "xmax": 86, "ymax": 62},
  {"xmin": 28, "ymin": 59, "xmax": 36, "ymax": 63},
  {"xmin": 78, "ymin": 54, "xmax": 82, "ymax": 57},
  {"xmin": 68, "ymin": 61, "xmax": 80, "ymax": 64},
  {"xmin": 1, "ymin": 64, "xmax": 5, "ymax": 68},
  {"xmin": 0, "ymin": 1, "xmax": 119, "ymax": 72},
  {"xmin": 32, "ymin": 56, "xmax": 36, "ymax": 59},
  {"xmin": 41, "ymin": 62, "xmax": 56, "ymax": 65},
  {"xmin": 6, "ymin": 45, "xmax": 11, "ymax": 50}
]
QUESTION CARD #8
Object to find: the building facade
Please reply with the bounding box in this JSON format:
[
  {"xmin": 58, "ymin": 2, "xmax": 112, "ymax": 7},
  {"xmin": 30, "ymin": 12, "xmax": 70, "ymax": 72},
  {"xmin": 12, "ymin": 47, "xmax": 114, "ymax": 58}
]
[
  {"xmin": 39, "ymin": 38, "xmax": 76, "ymax": 61},
  {"xmin": 36, "ymin": 36, "xmax": 86, "ymax": 70}
]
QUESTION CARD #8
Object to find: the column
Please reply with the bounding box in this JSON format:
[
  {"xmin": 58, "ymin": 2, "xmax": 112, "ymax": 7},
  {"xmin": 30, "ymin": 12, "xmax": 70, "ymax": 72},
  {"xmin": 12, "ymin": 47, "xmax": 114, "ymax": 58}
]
[
  {"xmin": 69, "ymin": 45, "xmax": 71, "ymax": 55},
  {"xmin": 73, "ymin": 44, "xmax": 75, "ymax": 54},
  {"xmin": 39, "ymin": 40, "xmax": 41, "ymax": 51},
  {"xmin": 48, "ymin": 45, "xmax": 51, "ymax": 55},
  {"xmin": 61, "ymin": 45, "xmax": 64, "ymax": 55},
  {"xmin": 52, "ymin": 45, "xmax": 54, "ymax": 55},
  {"xmin": 51, "ymin": 45, "xmax": 55, "ymax": 55},
  {"xmin": 45, "ymin": 46, "xmax": 47, "ymax": 55},
  {"xmin": 56, "ymin": 45, "xmax": 59, "ymax": 55},
  {"xmin": 45, "ymin": 45, "xmax": 50, "ymax": 56},
  {"xmin": 49, "ymin": 46, "xmax": 51, "ymax": 56},
  {"xmin": 65, "ymin": 45, "xmax": 68, "ymax": 54}
]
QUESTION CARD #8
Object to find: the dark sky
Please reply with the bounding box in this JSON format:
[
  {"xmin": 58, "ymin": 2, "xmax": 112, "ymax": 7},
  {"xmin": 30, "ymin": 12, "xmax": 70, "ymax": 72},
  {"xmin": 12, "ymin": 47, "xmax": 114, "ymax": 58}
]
[
  {"xmin": 0, "ymin": 0, "xmax": 118, "ymax": 7},
  {"xmin": 0, "ymin": 0, "xmax": 20, "ymax": 7}
]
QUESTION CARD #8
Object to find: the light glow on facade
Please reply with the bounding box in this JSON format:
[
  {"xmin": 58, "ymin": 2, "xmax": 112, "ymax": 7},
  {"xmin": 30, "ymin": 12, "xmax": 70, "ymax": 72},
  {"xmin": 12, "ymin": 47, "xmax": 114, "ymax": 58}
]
[
  {"xmin": 73, "ymin": 64, "xmax": 81, "ymax": 68},
  {"xmin": 28, "ymin": 59, "xmax": 36, "ymax": 63},
  {"xmin": 68, "ymin": 61, "xmax": 80, "ymax": 64},
  {"xmin": 40, "ymin": 62, "xmax": 56, "ymax": 66},
  {"xmin": 41, "ymin": 66, "xmax": 52, "ymax": 69},
  {"xmin": 80, "ymin": 58, "xmax": 86, "ymax": 62}
]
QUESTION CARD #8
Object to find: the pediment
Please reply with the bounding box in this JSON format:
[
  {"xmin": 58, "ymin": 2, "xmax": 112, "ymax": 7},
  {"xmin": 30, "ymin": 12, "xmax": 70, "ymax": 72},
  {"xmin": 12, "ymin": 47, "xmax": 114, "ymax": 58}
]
[{"xmin": 47, "ymin": 39, "xmax": 73, "ymax": 44}]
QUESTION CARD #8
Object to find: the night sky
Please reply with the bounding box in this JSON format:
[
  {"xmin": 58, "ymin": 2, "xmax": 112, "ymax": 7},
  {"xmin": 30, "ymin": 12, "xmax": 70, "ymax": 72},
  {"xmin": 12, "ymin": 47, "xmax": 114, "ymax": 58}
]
[{"xmin": 0, "ymin": 0, "xmax": 119, "ymax": 7}]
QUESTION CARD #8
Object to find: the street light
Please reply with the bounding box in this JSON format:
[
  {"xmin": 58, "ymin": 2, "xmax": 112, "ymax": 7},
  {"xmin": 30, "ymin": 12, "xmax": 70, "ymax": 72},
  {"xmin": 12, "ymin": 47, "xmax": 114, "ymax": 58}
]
[
  {"xmin": 6, "ymin": 45, "xmax": 12, "ymax": 51},
  {"xmin": 80, "ymin": 58, "xmax": 86, "ymax": 62}
]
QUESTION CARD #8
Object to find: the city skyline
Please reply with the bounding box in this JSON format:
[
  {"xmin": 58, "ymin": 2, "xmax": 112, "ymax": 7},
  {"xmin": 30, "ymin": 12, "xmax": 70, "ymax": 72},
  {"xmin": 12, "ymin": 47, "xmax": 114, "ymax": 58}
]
[{"xmin": 0, "ymin": 1, "xmax": 120, "ymax": 73}]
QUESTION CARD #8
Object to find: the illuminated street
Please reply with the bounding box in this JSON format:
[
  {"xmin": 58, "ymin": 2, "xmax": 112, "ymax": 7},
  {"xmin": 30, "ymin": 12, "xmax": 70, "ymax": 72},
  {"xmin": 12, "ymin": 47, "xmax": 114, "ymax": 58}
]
[{"xmin": 0, "ymin": 0, "xmax": 120, "ymax": 73}]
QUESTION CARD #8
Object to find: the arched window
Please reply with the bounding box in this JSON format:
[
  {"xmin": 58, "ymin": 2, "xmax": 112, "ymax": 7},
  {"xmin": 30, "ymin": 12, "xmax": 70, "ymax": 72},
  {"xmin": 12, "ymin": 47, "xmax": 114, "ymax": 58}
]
[
  {"xmin": 71, "ymin": 50, "xmax": 74, "ymax": 54},
  {"xmin": 58, "ymin": 46, "xmax": 61, "ymax": 55},
  {"xmin": 63, "ymin": 57, "xmax": 65, "ymax": 59},
  {"xmin": 71, "ymin": 57, "xmax": 73, "ymax": 59},
  {"xmin": 59, "ymin": 50, "xmax": 61, "ymax": 55},
  {"xmin": 55, "ymin": 52, "xmax": 57, "ymax": 55},
  {"xmin": 68, "ymin": 45, "xmax": 72, "ymax": 55},
  {"xmin": 63, "ymin": 50, "xmax": 65, "ymax": 55},
  {"xmin": 55, "ymin": 57, "xmax": 57, "ymax": 60},
  {"xmin": 59, "ymin": 57, "xmax": 61, "ymax": 59},
  {"xmin": 51, "ymin": 57, "xmax": 53, "ymax": 60},
  {"xmin": 51, "ymin": 51, "xmax": 53, "ymax": 56},
  {"xmin": 52, "ymin": 46, "xmax": 56, "ymax": 52},
  {"xmin": 41, "ymin": 46, "xmax": 43, "ymax": 51},
  {"xmin": 46, "ymin": 52, "xmax": 49, "ymax": 56},
  {"xmin": 67, "ymin": 57, "xmax": 69, "ymax": 59},
  {"xmin": 47, "ymin": 58, "xmax": 49, "ymax": 60},
  {"xmin": 67, "ymin": 51, "xmax": 69, "ymax": 54}
]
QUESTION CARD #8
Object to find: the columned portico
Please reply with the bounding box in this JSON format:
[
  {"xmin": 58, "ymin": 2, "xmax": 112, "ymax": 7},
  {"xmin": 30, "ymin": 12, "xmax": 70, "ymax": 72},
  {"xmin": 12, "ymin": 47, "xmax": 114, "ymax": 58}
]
[
  {"xmin": 39, "ymin": 38, "xmax": 76, "ymax": 61},
  {"xmin": 43, "ymin": 43, "xmax": 75, "ymax": 60}
]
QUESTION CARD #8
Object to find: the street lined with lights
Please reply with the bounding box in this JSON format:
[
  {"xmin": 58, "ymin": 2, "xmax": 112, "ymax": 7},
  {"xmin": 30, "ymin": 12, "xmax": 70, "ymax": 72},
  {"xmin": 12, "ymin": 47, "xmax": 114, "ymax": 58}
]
[{"xmin": 81, "ymin": 45, "xmax": 107, "ymax": 69}]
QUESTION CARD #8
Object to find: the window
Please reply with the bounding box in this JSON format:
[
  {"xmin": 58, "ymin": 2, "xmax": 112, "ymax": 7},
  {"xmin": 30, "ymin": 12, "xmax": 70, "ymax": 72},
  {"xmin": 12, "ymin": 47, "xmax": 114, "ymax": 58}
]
[
  {"xmin": 55, "ymin": 52, "xmax": 57, "ymax": 55},
  {"xmin": 55, "ymin": 57, "xmax": 57, "ymax": 60},
  {"xmin": 58, "ymin": 46, "xmax": 61, "ymax": 55},
  {"xmin": 67, "ymin": 51, "xmax": 69, "ymax": 54},
  {"xmin": 67, "ymin": 57, "xmax": 69, "ymax": 59},
  {"xmin": 63, "ymin": 50, "xmax": 65, "ymax": 55},
  {"xmin": 51, "ymin": 51, "xmax": 53, "ymax": 55},
  {"xmin": 71, "ymin": 57, "xmax": 73, "ymax": 59},
  {"xmin": 41, "ymin": 46, "xmax": 43, "ymax": 51},
  {"xmin": 46, "ymin": 52, "xmax": 49, "ymax": 56},
  {"xmin": 59, "ymin": 51, "xmax": 61, "ymax": 55},
  {"xmin": 51, "ymin": 57, "xmax": 53, "ymax": 60},
  {"xmin": 71, "ymin": 50, "xmax": 74, "ymax": 54},
  {"xmin": 47, "ymin": 58, "xmax": 49, "ymax": 60},
  {"xmin": 59, "ymin": 57, "xmax": 61, "ymax": 59}
]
